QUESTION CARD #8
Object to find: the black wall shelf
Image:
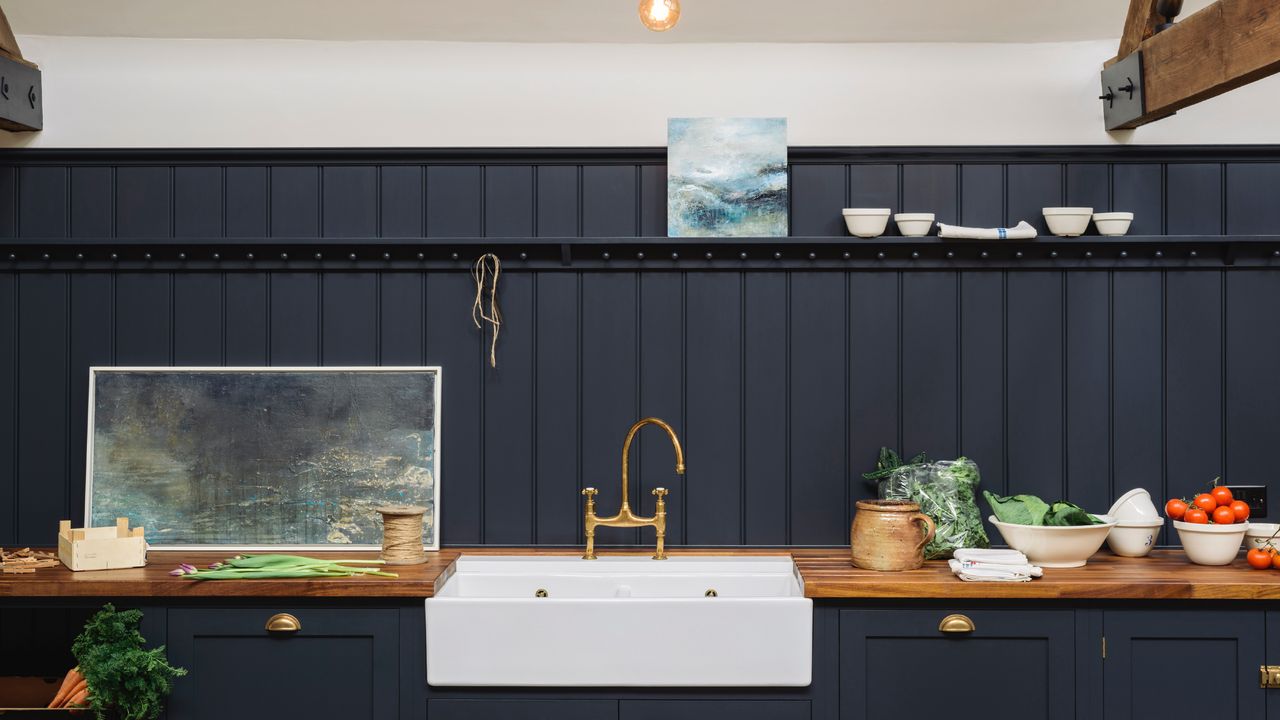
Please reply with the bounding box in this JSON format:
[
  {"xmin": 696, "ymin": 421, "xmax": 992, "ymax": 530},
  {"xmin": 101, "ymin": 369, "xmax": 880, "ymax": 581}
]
[{"xmin": 3, "ymin": 236, "xmax": 1278, "ymax": 271}]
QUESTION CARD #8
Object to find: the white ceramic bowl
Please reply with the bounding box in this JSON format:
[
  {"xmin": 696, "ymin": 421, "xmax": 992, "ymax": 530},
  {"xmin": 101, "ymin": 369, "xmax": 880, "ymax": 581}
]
[
  {"xmin": 842, "ymin": 208, "xmax": 891, "ymax": 238},
  {"xmin": 989, "ymin": 514, "xmax": 1118, "ymax": 568},
  {"xmin": 1245, "ymin": 523, "xmax": 1280, "ymax": 550},
  {"xmin": 1107, "ymin": 488, "xmax": 1160, "ymax": 523},
  {"xmin": 1106, "ymin": 520, "xmax": 1163, "ymax": 557},
  {"xmin": 893, "ymin": 212, "xmax": 935, "ymax": 237},
  {"xmin": 1174, "ymin": 520, "xmax": 1248, "ymax": 565},
  {"xmin": 1042, "ymin": 207, "xmax": 1093, "ymax": 237},
  {"xmin": 1092, "ymin": 211, "xmax": 1134, "ymax": 236}
]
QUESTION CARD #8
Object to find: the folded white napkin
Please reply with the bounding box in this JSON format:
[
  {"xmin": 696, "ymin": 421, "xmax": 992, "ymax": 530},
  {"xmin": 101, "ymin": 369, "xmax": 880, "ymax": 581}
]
[
  {"xmin": 948, "ymin": 559, "xmax": 1043, "ymax": 582},
  {"xmin": 953, "ymin": 548, "xmax": 1030, "ymax": 566},
  {"xmin": 937, "ymin": 220, "xmax": 1038, "ymax": 240},
  {"xmin": 948, "ymin": 549, "xmax": 1043, "ymax": 582}
]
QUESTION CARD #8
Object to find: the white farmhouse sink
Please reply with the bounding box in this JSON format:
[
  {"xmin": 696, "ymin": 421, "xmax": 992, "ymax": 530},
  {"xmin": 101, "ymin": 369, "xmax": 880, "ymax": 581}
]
[{"xmin": 425, "ymin": 555, "xmax": 812, "ymax": 687}]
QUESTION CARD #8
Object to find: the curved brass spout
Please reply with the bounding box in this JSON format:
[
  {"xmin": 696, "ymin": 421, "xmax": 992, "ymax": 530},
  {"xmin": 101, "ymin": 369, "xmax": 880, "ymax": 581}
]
[
  {"xmin": 581, "ymin": 417, "xmax": 686, "ymax": 560},
  {"xmin": 620, "ymin": 417, "xmax": 685, "ymax": 514}
]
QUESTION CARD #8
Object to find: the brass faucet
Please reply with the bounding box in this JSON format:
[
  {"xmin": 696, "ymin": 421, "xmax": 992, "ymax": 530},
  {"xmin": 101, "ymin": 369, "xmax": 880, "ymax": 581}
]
[{"xmin": 581, "ymin": 417, "xmax": 686, "ymax": 560}]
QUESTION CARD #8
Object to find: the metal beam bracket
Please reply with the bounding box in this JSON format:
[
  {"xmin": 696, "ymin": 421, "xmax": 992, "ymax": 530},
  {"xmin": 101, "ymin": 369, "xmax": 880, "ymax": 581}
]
[
  {"xmin": 0, "ymin": 54, "xmax": 41, "ymax": 132},
  {"xmin": 1100, "ymin": 52, "xmax": 1148, "ymax": 130}
]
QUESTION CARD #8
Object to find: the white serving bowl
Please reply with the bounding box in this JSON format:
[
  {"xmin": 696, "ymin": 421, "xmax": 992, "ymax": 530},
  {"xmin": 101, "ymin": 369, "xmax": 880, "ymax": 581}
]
[
  {"xmin": 1244, "ymin": 523, "xmax": 1280, "ymax": 551},
  {"xmin": 1092, "ymin": 211, "xmax": 1134, "ymax": 236},
  {"xmin": 1107, "ymin": 488, "xmax": 1160, "ymax": 523},
  {"xmin": 1042, "ymin": 207, "xmax": 1093, "ymax": 237},
  {"xmin": 842, "ymin": 208, "xmax": 891, "ymax": 238},
  {"xmin": 1174, "ymin": 520, "xmax": 1248, "ymax": 565},
  {"xmin": 989, "ymin": 514, "xmax": 1118, "ymax": 568},
  {"xmin": 893, "ymin": 212, "xmax": 935, "ymax": 237},
  {"xmin": 1106, "ymin": 520, "xmax": 1163, "ymax": 557}
]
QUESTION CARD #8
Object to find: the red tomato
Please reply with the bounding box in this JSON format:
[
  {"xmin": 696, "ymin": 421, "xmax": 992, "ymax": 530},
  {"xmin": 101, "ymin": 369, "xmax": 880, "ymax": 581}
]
[
  {"xmin": 1248, "ymin": 548, "xmax": 1273, "ymax": 569},
  {"xmin": 1165, "ymin": 498, "xmax": 1188, "ymax": 520},
  {"xmin": 1271, "ymin": 552, "xmax": 1280, "ymax": 570},
  {"xmin": 1211, "ymin": 486, "xmax": 1234, "ymax": 507},
  {"xmin": 1213, "ymin": 506, "xmax": 1236, "ymax": 524},
  {"xmin": 1183, "ymin": 508, "xmax": 1209, "ymax": 524},
  {"xmin": 1230, "ymin": 500, "xmax": 1251, "ymax": 522},
  {"xmin": 1193, "ymin": 493, "xmax": 1218, "ymax": 513}
]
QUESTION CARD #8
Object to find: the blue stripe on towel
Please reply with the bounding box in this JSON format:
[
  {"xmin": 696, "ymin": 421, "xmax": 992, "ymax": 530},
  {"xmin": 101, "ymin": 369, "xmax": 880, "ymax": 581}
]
[{"xmin": 998, "ymin": 227, "xmax": 1007, "ymax": 240}]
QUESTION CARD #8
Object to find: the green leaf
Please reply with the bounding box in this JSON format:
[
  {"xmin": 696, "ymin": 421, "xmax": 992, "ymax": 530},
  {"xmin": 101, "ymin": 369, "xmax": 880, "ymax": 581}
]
[
  {"xmin": 72, "ymin": 604, "xmax": 186, "ymax": 720},
  {"xmin": 1043, "ymin": 501, "xmax": 1104, "ymax": 526},
  {"xmin": 984, "ymin": 491, "xmax": 1050, "ymax": 526}
]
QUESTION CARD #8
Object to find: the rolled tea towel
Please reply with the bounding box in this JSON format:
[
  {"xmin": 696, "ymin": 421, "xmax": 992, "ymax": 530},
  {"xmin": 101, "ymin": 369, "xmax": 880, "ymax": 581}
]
[{"xmin": 938, "ymin": 220, "xmax": 1038, "ymax": 240}]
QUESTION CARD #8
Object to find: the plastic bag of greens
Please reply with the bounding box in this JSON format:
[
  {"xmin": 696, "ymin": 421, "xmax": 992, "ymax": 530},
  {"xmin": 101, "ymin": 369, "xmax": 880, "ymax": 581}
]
[{"xmin": 875, "ymin": 457, "xmax": 990, "ymax": 559}]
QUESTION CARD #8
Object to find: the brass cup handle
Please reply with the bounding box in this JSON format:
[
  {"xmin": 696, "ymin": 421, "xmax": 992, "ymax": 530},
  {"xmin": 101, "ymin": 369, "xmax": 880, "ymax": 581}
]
[
  {"xmin": 913, "ymin": 513, "xmax": 937, "ymax": 555},
  {"xmin": 938, "ymin": 613, "xmax": 975, "ymax": 634},
  {"xmin": 265, "ymin": 613, "xmax": 302, "ymax": 633}
]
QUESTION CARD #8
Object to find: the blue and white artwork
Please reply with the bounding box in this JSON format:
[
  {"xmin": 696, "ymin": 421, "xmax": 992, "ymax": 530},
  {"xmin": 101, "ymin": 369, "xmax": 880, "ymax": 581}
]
[{"xmin": 667, "ymin": 117, "xmax": 788, "ymax": 237}]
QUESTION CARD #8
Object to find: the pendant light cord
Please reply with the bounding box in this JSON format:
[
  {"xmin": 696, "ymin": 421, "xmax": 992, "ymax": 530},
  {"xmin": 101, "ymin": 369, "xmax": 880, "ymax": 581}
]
[{"xmin": 471, "ymin": 253, "xmax": 502, "ymax": 368}]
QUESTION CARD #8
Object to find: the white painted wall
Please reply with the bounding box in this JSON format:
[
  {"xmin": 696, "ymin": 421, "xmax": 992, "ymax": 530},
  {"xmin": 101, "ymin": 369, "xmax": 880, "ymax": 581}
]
[{"xmin": 3, "ymin": 34, "xmax": 1279, "ymax": 148}]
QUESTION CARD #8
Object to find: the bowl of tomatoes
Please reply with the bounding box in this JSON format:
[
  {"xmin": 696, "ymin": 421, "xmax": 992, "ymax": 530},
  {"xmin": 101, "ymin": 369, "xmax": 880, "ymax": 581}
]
[{"xmin": 1165, "ymin": 484, "xmax": 1251, "ymax": 566}]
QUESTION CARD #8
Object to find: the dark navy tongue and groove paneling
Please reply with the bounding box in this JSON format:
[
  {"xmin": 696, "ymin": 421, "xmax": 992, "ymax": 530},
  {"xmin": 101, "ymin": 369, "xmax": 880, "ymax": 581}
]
[{"xmin": 0, "ymin": 146, "xmax": 1278, "ymax": 548}]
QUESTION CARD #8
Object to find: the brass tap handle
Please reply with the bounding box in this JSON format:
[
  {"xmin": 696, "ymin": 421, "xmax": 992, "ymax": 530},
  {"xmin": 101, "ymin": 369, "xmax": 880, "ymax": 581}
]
[
  {"xmin": 651, "ymin": 487, "xmax": 668, "ymax": 499},
  {"xmin": 582, "ymin": 487, "xmax": 598, "ymax": 497}
]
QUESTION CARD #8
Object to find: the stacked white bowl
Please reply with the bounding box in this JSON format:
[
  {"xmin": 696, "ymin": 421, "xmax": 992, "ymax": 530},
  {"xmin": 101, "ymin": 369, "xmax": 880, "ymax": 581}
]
[{"xmin": 1105, "ymin": 488, "xmax": 1163, "ymax": 557}]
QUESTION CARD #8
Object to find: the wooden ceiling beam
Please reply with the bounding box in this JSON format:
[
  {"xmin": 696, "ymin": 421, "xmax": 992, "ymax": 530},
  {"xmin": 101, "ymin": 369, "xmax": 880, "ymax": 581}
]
[
  {"xmin": 1108, "ymin": 0, "xmax": 1280, "ymax": 129},
  {"xmin": 1110, "ymin": 0, "xmax": 1162, "ymax": 67}
]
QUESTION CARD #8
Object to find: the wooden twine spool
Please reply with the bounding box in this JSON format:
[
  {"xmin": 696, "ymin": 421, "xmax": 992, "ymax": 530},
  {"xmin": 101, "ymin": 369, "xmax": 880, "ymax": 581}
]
[{"xmin": 375, "ymin": 505, "xmax": 428, "ymax": 565}]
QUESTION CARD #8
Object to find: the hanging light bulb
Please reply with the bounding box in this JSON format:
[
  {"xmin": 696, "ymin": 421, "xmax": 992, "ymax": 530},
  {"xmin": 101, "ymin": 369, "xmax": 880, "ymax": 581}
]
[{"xmin": 639, "ymin": 0, "xmax": 681, "ymax": 31}]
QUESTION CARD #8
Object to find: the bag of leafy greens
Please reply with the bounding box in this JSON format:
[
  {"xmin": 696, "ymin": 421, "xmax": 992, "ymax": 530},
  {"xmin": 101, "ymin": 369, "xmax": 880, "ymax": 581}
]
[{"xmin": 872, "ymin": 456, "xmax": 990, "ymax": 559}]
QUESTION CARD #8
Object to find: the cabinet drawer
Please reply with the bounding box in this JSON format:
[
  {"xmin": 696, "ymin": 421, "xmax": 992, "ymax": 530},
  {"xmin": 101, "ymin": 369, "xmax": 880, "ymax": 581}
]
[
  {"xmin": 428, "ymin": 699, "xmax": 616, "ymax": 720},
  {"xmin": 840, "ymin": 609, "xmax": 1074, "ymax": 720},
  {"xmin": 621, "ymin": 700, "xmax": 809, "ymax": 720},
  {"xmin": 1105, "ymin": 610, "xmax": 1264, "ymax": 719},
  {"xmin": 166, "ymin": 608, "xmax": 399, "ymax": 720}
]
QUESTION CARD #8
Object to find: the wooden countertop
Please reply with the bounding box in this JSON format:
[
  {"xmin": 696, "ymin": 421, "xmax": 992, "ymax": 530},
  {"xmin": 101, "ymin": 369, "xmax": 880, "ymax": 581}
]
[
  {"xmin": 2, "ymin": 547, "xmax": 1280, "ymax": 600},
  {"xmin": 792, "ymin": 549, "xmax": 1280, "ymax": 600}
]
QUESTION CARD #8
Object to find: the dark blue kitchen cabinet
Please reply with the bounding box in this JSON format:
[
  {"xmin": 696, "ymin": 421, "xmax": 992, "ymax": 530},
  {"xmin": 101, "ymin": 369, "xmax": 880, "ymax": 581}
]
[
  {"xmin": 839, "ymin": 609, "xmax": 1076, "ymax": 720},
  {"xmin": 1267, "ymin": 611, "xmax": 1280, "ymax": 719},
  {"xmin": 165, "ymin": 607, "xmax": 400, "ymax": 720},
  {"xmin": 620, "ymin": 699, "xmax": 810, "ymax": 719},
  {"xmin": 1103, "ymin": 610, "xmax": 1265, "ymax": 720},
  {"xmin": 428, "ymin": 699, "xmax": 618, "ymax": 719}
]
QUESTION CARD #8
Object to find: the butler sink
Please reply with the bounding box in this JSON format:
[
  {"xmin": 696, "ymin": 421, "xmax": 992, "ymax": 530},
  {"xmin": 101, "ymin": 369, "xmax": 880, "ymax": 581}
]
[{"xmin": 425, "ymin": 555, "xmax": 812, "ymax": 687}]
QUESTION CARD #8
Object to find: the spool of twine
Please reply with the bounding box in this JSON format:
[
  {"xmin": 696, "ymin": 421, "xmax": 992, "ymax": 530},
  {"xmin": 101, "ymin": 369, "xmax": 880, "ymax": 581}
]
[{"xmin": 375, "ymin": 505, "xmax": 428, "ymax": 565}]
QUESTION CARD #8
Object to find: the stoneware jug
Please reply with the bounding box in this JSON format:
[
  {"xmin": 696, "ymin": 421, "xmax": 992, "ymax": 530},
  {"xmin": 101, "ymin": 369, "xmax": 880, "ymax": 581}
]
[{"xmin": 850, "ymin": 499, "xmax": 936, "ymax": 571}]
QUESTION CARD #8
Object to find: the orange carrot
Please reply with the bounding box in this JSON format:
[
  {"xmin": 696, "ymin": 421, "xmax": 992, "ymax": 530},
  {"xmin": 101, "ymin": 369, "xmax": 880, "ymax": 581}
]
[
  {"xmin": 55, "ymin": 679, "xmax": 88, "ymax": 708},
  {"xmin": 47, "ymin": 667, "xmax": 82, "ymax": 708},
  {"xmin": 63, "ymin": 687, "xmax": 90, "ymax": 708}
]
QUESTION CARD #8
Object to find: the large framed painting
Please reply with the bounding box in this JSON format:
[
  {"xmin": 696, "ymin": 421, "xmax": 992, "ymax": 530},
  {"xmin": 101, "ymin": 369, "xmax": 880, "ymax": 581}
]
[
  {"xmin": 667, "ymin": 117, "xmax": 788, "ymax": 237},
  {"xmin": 86, "ymin": 367, "xmax": 442, "ymax": 551}
]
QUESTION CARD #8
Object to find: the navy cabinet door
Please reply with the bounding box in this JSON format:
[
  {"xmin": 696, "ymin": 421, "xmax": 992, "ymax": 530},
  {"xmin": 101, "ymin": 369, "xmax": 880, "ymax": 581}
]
[
  {"xmin": 428, "ymin": 699, "xmax": 617, "ymax": 719},
  {"xmin": 1268, "ymin": 611, "xmax": 1280, "ymax": 719},
  {"xmin": 1105, "ymin": 610, "xmax": 1264, "ymax": 719},
  {"xmin": 166, "ymin": 608, "xmax": 399, "ymax": 720},
  {"xmin": 840, "ymin": 609, "xmax": 1075, "ymax": 720},
  {"xmin": 620, "ymin": 700, "xmax": 809, "ymax": 720}
]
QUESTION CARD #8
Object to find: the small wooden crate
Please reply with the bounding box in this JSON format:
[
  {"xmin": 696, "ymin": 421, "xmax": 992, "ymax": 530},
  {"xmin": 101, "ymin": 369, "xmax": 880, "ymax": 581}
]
[{"xmin": 57, "ymin": 518, "xmax": 146, "ymax": 571}]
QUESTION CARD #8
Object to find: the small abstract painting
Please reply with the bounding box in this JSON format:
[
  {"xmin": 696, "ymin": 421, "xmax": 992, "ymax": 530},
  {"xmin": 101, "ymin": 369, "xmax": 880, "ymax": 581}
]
[
  {"xmin": 667, "ymin": 117, "xmax": 788, "ymax": 237},
  {"xmin": 86, "ymin": 367, "xmax": 441, "ymax": 550}
]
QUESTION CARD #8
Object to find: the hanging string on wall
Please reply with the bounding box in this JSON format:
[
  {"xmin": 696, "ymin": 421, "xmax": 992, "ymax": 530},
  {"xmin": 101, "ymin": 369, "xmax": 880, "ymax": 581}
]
[{"xmin": 472, "ymin": 253, "xmax": 502, "ymax": 368}]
